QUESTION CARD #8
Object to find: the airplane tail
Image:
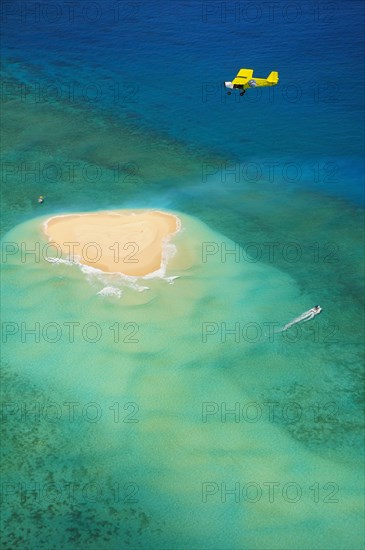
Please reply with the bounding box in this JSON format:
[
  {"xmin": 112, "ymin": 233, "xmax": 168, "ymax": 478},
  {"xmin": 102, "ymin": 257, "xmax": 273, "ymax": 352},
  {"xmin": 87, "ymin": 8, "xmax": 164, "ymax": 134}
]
[{"xmin": 267, "ymin": 71, "xmax": 279, "ymax": 84}]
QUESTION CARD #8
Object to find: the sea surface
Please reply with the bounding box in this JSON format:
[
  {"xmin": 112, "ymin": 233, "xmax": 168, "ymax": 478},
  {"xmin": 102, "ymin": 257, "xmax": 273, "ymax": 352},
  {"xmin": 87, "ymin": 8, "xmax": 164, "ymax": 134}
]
[{"xmin": 1, "ymin": 1, "xmax": 364, "ymax": 549}]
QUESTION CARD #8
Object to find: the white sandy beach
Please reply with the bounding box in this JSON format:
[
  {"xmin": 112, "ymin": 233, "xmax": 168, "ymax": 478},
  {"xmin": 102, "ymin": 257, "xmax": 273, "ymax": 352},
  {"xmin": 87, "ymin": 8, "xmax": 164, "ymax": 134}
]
[{"xmin": 44, "ymin": 210, "xmax": 180, "ymax": 276}]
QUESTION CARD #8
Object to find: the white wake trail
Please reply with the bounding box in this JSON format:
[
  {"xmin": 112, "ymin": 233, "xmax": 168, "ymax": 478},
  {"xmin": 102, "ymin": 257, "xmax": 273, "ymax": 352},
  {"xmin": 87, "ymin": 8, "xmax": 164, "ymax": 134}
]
[{"xmin": 276, "ymin": 306, "xmax": 322, "ymax": 333}]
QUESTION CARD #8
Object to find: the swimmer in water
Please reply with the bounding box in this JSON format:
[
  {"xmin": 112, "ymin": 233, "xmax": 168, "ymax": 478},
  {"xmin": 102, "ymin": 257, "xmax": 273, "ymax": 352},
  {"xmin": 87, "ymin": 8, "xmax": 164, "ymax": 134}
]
[
  {"xmin": 38, "ymin": 196, "xmax": 44, "ymax": 204},
  {"xmin": 280, "ymin": 305, "xmax": 322, "ymax": 332}
]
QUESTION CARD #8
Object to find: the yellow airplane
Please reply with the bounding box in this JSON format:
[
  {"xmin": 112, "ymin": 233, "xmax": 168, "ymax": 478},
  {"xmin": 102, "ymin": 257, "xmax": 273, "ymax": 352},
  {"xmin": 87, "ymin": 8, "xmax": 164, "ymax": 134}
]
[{"xmin": 224, "ymin": 68, "xmax": 279, "ymax": 96}]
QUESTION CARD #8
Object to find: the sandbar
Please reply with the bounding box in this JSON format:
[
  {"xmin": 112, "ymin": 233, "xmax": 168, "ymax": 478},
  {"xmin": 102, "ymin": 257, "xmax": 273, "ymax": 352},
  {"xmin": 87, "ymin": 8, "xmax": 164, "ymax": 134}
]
[{"xmin": 44, "ymin": 210, "xmax": 180, "ymax": 276}]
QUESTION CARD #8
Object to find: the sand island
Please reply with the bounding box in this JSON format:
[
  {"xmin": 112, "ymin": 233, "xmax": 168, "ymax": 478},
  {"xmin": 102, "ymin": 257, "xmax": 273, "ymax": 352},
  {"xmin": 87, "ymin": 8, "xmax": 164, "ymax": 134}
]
[{"xmin": 44, "ymin": 210, "xmax": 180, "ymax": 276}]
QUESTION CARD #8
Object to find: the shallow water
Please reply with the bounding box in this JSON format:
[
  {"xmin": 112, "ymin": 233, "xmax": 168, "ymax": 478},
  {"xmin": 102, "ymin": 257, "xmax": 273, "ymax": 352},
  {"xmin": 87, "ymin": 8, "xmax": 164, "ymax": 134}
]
[{"xmin": 2, "ymin": 205, "xmax": 364, "ymax": 548}]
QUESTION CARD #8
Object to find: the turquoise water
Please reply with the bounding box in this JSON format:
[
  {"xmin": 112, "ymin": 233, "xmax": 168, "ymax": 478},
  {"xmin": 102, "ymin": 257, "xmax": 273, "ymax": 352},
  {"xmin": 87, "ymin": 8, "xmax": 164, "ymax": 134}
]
[{"xmin": 1, "ymin": 1, "xmax": 364, "ymax": 548}]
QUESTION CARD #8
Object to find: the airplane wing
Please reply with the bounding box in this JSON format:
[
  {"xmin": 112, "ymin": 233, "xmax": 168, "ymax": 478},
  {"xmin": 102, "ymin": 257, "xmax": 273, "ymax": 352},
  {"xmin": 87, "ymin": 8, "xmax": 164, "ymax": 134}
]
[{"xmin": 231, "ymin": 68, "xmax": 254, "ymax": 86}]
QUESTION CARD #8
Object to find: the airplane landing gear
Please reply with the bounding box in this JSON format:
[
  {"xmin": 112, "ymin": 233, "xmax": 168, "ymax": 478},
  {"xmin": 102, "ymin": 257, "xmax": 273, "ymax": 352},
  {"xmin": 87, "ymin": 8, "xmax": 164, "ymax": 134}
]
[{"xmin": 240, "ymin": 90, "xmax": 246, "ymax": 96}]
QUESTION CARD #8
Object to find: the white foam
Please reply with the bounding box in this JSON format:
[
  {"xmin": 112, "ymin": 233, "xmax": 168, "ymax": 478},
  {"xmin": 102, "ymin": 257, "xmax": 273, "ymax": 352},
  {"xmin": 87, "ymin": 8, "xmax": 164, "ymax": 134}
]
[
  {"xmin": 45, "ymin": 256, "xmax": 76, "ymax": 266},
  {"xmin": 80, "ymin": 264, "xmax": 150, "ymax": 293},
  {"xmin": 96, "ymin": 286, "xmax": 122, "ymax": 298},
  {"xmin": 165, "ymin": 276, "xmax": 180, "ymax": 284}
]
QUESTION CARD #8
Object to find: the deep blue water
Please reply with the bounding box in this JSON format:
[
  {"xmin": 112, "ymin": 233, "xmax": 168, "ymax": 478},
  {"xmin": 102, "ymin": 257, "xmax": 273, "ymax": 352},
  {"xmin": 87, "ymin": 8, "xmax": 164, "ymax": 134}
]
[{"xmin": 2, "ymin": 0, "xmax": 364, "ymax": 203}]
